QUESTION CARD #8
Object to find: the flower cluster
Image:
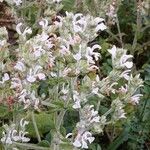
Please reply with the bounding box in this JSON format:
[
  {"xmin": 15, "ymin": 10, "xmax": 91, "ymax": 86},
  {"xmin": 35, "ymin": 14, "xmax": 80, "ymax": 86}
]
[
  {"xmin": 1, "ymin": 119, "xmax": 30, "ymax": 145},
  {"xmin": 72, "ymin": 105, "xmax": 100, "ymax": 148},
  {"xmin": 0, "ymin": 1, "xmax": 143, "ymax": 149}
]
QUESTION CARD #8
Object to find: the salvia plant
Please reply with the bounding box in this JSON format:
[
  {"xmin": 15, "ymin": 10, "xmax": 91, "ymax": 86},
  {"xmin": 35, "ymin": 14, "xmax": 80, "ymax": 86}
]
[{"xmin": 0, "ymin": 0, "xmax": 144, "ymax": 150}]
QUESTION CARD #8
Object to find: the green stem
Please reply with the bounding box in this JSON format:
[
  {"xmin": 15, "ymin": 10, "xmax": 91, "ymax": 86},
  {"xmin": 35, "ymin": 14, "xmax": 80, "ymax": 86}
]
[
  {"xmin": 116, "ymin": 15, "xmax": 123, "ymax": 47},
  {"xmin": 93, "ymin": 0, "xmax": 99, "ymax": 15},
  {"xmin": 96, "ymin": 99, "xmax": 101, "ymax": 111},
  {"xmin": 56, "ymin": 110, "xmax": 66, "ymax": 131},
  {"xmin": 31, "ymin": 111, "xmax": 41, "ymax": 142},
  {"xmin": 13, "ymin": 142, "xmax": 51, "ymax": 150},
  {"xmin": 107, "ymin": 30, "xmax": 121, "ymax": 44},
  {"xmin": 103, "ymin": 108, "xmax": 113, "ymax": 116},
  {"xmin": 52, "ymin": 79, "xmax": 73, "ymax": 150},
  {"xmin": 132, "ymin": 0, "xmax": 142, "ymax": 51}
]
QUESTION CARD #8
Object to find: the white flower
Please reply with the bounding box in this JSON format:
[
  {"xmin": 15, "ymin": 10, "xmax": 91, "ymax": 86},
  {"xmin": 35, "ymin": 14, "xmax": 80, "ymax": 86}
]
[
  {"xmin": 1, "ymin": 131, "xmax": 13, "ymax": 144},
  {"xmin": 36, "ymin": 73, "xmax": 46, "ymax": 80},
  {"xmin": 73, "ymin": 131, "xmax": 95, "ymax": 149},
  {"xmin": 72, "ymin": 91, "xmax": 81, "ymax": 109},
  {"xmin": 18, "ymin": 131, "xmax": 30, "ymax": 142},
  {"xmin": 124, "ymin": 61, "xmax": 133, "ymax": 68},
  {"xmin": 27, "ymin": 75, "xmax": 36, "ymax": 83},
  {"xmin": 36, "ymin": 32, "xmax": 49, "ymax": 42},
  {"xmin": 108, "ymin": 45, "xmax": 117, "ymax": 59},
  {"xmin": 33, "ymin": 50, "xmax": 42, "ymax": 58},
  {"xmin": 112, "ymin": 100, "xmax": 126, "ymax": 120},
  {"xmin": 120, "ymin": 54, "xmax": 133, "ymax": 69},
  {"xmin": 53, "ymin": 0, "xmax": 62, "ymax": 3},
  {"xmin": 88, "ymin": 65, "xmax": 99, "ymax": 71},
  {"xmin": 86, "ymin": 44, "xmax": 101, "ymax": 63},
  {"xmin": 121, "ymin": 70, "xmax": 131, "ymax": 80},
  {"xmin": 14, "ymin": 61, "xmax": 26, "ymax": 72},
  {"xmin": 73, "ymin": 45, "xmax": 82, "ymax": 61},
  {"xmin": 18, "ymin": 89, "xmax": 27, "ymax": 102},
  {"xmin": 130, "ymin": 94, "xmax": 143, "ymax": 105},
  {"xmin": 13, "ymin": 0, "xmax": 22, "ymax": 6},
  {"xmin": 87, "ymin": 105, "xmax": 100, "ymax": 123},
  {"xmin": 16, "ymin": 23, "xmax": 32, "ymax": 36},
  {"xmin": 0, "ymin": 40, "xmax": 6, "ymax": 46},
  {"xmin": 68, "ymin": 34, "xmax": 81, "ymax": 45},
  {"xmin": 18, "ymin": 90, "xmax": 31, "ymax": 109},
  {"xmin": 94, "ymin": 17, "xmax": 105, "ymax": 24},
  {"xmin": 96, "ymin": 75, "xmax": 100, "ymax": 82},
  {"xmin": 61, "ymin": 67, "xmax": 71, "ymax": 77},
  {"xmin": 61, "ymin": 84, "xmax": 69, "ymax": 95},
  {"xmin": 73, "ymin": 13, "xmax": 87, "ymax": 33},
  {"xmin": 73, "ymin": 51, "xmax": 82, "ymax": 61},
  {"xmin": 73, "ymin": 139, "xmax": 81, "ymax": 148},
  {"xmin": 3, "ymin": 73, "xmax": 10, "ymax": 81},
  {"xmin": 50, "ymin": 72, "xmax": 57, "ymax": 77},
  {"xmin": 39, "ymin": 19, "xmax": 48, "ymax": 29},
  {"xmin": 10, "ymin": 77, "xmax": 22, "ymax": 89},
  {"xmin": 92, "ymin": 87, "xmax": 99, "ymax": 95},
  {"xmin": 108, "ymin": 46, "xmax": 133, "ymax": 69},
  {"xmin": 60, "ymin": 40, "xmax": 70, "ymax": 55},
  {"xmin": 65, "ymin": 133, "xmax": 73, "ymax": 139},
  {"xmin": 0, "ymin": 73, "xmax": 10, "ymax": 84},
  {"xmin": 26, "ymin": 66, "xmax": 45, "ymax": 83},
  {"xmin": 95, "ymin": 22, "xmax": 107, "ymax": 32},
  {"xmin": 12, "ymin": 130, "xmax": 20, "ymax": 141},
  {"xmin": 73, "ymin": 100, "xmax": 81, "ymax": 109},
  {"xmin": 30, "ymin": 91, "xmax": 40, "ymax": 110},
  {"xmin": 119, "ymin": 84, "xmax": 128, "ymax": 94},
  {"xmin": 54, "ymin": 16, "xmax": 63, "ymax": 28},
  {"xmin": 1, "ymin": 119, "xmax": 30, "ymax": 145},
  {"xmin": 90, "ymin": 115, "xmax": 100, "ymax": 123},
  {"xmin": 33, "ymin": 46, "xmax": 45, "ymax": 58},
  {"xmin": 45, "ymin": 40, "xmax": 54, "ymax": 49},
  {"xmin": 118, "ymin": 109, "xmax": 126, "ymax": 119},
  {"xmin": 20, "ymin": 119, "xmax": 29, "ymax": 129}
]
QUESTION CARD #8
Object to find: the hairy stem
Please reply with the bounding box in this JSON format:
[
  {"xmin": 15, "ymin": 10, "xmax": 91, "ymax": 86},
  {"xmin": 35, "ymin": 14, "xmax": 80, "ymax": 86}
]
[
  {"xmin": 132, "ymin": 0, "xmax": 142, "ymax": 51},
  {"xmin": 116, "ymin": 15, "xmax": 123, "ymax": 47},
  {"xmin": 31, "ymin": 111, "xmax": 41, "ymax": 142},
  {"xmin": 13, "ymin": 142, "xmax": 51, "ymax": 150}
]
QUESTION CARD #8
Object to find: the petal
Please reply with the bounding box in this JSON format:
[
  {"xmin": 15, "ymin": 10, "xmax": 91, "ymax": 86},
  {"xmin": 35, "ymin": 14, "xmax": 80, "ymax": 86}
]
[
  {"xmin": 124, "ymin": 61, "xmax": 133, "ymax": 69},
  {"xmin": 73, "ymin": 139, "xmax": 81, "ymax": 148},
  {"xmin": 73, "ymin": 53, "xmax": 82, "ymax": 61},
  {"xmin": 94, "ymin": 17, "xmax": 104, "ymax": 24},
  {"xmin": 92, "ymin": 44, "xmax": 101, "ymax": 50},
  {"xmin": 95, "ymin": 23, "xmax": 107, "ymax": 32},
  {"xmin": 108, "ymin": 45, "xmax": 116, "ymax": 58},
  {"xmin": 81, "ymin": 140, "xmax": 88, "ymax": 149},
  {"xmin": 88, "ymin": 137, "xmax": 95, "ymax": 143},
  {"xmin": 16, "ymin": 23, "xmax": 22, "ymax": 35},
  {"xmin": 27, "ymin": 76, "xmax": 36, "ymax": 83},
  {"xmin": 36, "ymin": 73, "xmax": 46, "ymax": 80},
  {"xmin": 3, "ymin": 73, "xmax": 10, "ymax": 81}
]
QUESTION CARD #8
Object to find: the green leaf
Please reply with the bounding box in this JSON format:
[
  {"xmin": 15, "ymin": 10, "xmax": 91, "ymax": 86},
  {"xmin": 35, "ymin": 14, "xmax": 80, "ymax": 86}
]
[
  {"xmin": 107, "ymin": 127, "xmax": 130, "ymax": 150},
  {"xmin": 96, "ymin": 144, "xmax": 102, "ymax": 150},
  {"xmin": 62, "ymin": 0, "xmax": 75, "ymax": 11},
  {"xmin": 27, "ymin": 112, "xmax": 55, "ymax": 138},
  {"xmin": 0, "ymin": 105, "xmax": 9, "ymax": 118},
  {"xmin": 45, "ymin": 132, "xmax": 52, "ymax": 143},
  {"xmin": 37, "ymin": 140, "xmax": 50, "ymax": 147},
  {"xmin": 60, "ymin": 143, "xmax": 74, "ymax": 150}
]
